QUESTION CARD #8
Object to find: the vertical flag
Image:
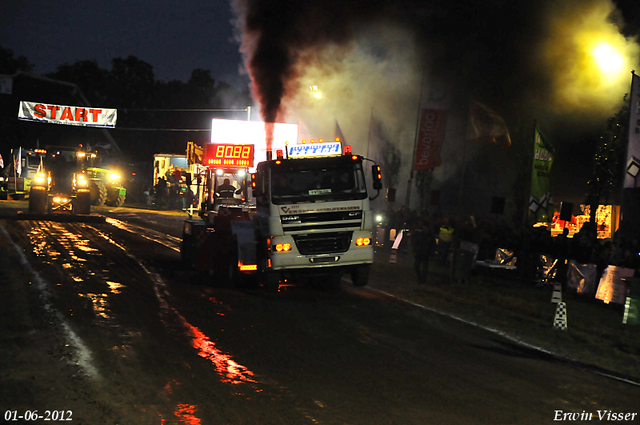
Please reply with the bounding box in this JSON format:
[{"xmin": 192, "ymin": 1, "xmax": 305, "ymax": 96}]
[
  {"xmin": 367, "ymin": 114, "xmax": 388, "ymax": 165},
  {"xmin": 297, "ymin": 119, "xmax": 314, "ymax": 144},
  {"xmin": 466, "ymin": 100, "xmax": 511, "ymax": 148},
  {"xmin": 14, "ymin": 147, "xmax": 22, "ymax": 177},
  {"xmin": 625, "ymin": 71, "xmax": 640, "ymax": 188},
  {"xmin": 529, "ymin": 123, "xmax": 554, "ymax": 223},
  {"xmin": 413, "ymin": 109, "xmax": 447, "ymax": 170},
  {"xmin": 335, "ymin": 120, "xmax": 346, "ymax": 145}
]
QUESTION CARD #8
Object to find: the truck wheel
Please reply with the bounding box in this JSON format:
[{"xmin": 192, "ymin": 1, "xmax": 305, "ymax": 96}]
[
  {"xmin": 351, "ymin": 266, "xmax": 370, "ymax": 287},
  {"xmin": 90, "ymin": 180, "xmax": 107, "ymax": 206},
  {"xmin": 29, "ymin": 187, "xmax": 47, "ymax": 214},
  {"xmin": 226, "ymin": 238, "xmax": 239, "ymax": 287}
]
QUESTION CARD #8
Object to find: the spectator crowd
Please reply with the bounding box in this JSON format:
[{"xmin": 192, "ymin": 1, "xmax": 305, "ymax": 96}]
[{"xmin": 380, "ymin": 206, "xmax": 640, "ymax": 287}]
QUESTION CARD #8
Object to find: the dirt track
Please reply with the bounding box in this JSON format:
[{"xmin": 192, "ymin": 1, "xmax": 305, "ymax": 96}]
[{"xmin": 2, "ymin": 212, "xmax": 640, "ymax": 425}]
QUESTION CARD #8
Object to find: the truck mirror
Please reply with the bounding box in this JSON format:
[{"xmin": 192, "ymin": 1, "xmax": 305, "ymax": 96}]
[
  {"xmin": 185, "ymin": 173, "xmax": 192, "ymax": 186},
  {"xmin": 371, "ymin": 165, "xmax": 382, "ymax": 190}
]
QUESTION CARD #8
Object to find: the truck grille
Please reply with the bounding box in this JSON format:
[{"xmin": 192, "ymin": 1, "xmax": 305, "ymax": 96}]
[
  {"xmin": 281, "ymin": 210, "xmax": 362, "ymax": 232},
  {"xmin": 293, "ymin": 232, "xmax": 353, "ymax": 255}
]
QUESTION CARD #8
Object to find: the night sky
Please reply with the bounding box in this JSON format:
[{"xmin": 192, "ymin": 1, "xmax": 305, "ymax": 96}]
[
  {"xmin": 3, "ymin": 0, "xmax": 640, "ymax": 212},
  {"xmin": 1, "ymin": 1, "xmax": 246, "ymax": 87}
]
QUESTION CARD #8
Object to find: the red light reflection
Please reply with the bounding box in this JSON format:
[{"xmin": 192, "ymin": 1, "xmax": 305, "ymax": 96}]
[
  {"xmin": 183, "ymin": 320, "xmax": 257, "ymax": 384},
  {"xmin": 174, "ymin": 404, "xmax": 201, "ymax": 425}
]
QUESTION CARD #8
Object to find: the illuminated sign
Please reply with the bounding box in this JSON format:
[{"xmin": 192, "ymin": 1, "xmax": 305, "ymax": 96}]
[
  {"xmin": 210, "ymin": 119, "xmax": 298, "ymax": 169},
  {"xmin": 288, "ymin": 142, "xmax": 342, "ymax": 158},
  {"xmin": 204, "ymin": 144, "xmax": 254, "ymax": 168}
]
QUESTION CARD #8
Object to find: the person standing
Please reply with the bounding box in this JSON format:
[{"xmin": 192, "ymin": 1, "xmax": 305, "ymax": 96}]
[
  {"xmin": 413, "ymin": 219, "xmax": 436, "ymax": 284},
  {"xmin": 438, "ymin": 217, "xmax": 455, "ymax": 265}
]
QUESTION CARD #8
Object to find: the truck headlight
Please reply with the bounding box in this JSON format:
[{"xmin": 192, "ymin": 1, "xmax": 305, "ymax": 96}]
[
  {"xmin": 109, "ymin": 172, "xmax": 120, "ymax": 181},
  {"xmin": 274, "ymin": 243, "xmax": 292, "ymax": 252},
  {"xmin": 356, "ymin": 237, "xmax": 371, "ymax": 247},
  {"xmin": 34, "ymin": 173, "xmax": 46, "ymax": 185},
  {"xmin": 76, "ymin": 175, "xmax": 88, "ymax": 187}
]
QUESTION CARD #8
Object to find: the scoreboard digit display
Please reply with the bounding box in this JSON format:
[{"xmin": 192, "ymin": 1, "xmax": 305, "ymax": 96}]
[{"xmin": 204, "ymin": 144, "xmax": 254, "ymax": 168}]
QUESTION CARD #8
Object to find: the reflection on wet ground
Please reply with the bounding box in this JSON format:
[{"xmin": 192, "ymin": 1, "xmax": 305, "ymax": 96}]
[
  {"xmin": 183, "ymin": 319, "xmax": 258, "ymax": 385},
  {"xmin": 105, "ymin": 217, "xmax": 181, "ymax": 252},
  {"xmin": 160, "ymin": 381, "xmax": 203, "ymax": 425},
  {"xmin": 13, "ymin": 219, "xmax": 267, "ymax": 423},
  {"xmin": 146, "ymin": 269, "xmax": 261, "ymax": 388}
]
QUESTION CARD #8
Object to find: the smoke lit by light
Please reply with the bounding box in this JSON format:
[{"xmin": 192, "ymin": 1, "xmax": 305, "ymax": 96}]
[
  {"xmin": 592, "ymin": 42, "xmax": 625, "ymax": 74},
  {"xmin": 538, "ymin": 0, "xmax": 640, "ymax": 114}
]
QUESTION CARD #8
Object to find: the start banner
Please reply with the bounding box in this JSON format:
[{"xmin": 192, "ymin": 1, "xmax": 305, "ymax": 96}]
[{"xmin": 18, "ymin": 101, "xmax": 117, "ymax": 128}]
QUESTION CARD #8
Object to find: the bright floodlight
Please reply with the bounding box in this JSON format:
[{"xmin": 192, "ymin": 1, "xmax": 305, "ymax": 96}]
[
  {"xmin": 592, "ymin": 42, "xmax": 624, "ymax": 74},
  {"xmin": 314, "ymin": 92, "xmax": 323, "ymax": 99}
]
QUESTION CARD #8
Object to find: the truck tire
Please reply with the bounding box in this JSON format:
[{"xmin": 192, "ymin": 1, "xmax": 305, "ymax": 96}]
[
  {"xmin": 29, "ymin": 187, "xmax": 47, "ymax": 214},
  {"xmin": 226, "ymin": 237, "xmax": 239, "ymax": 288},
  {"xmin": 90, "ymin": 180, "xmax": 107, "ymax": 206},
  {"xmin": 351, "ymin": 265, "xmax": 370, "ymax": 287}
]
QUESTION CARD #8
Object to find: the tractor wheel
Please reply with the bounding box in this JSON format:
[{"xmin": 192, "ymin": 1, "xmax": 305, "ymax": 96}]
[
  {"xmin": 28, "ymin": 187, "xmax": 47, "ymax": 214},
  {"xmin": 115, "ymin": 193, "xmax": 126, "ymax": 207},
  {"xmin": 74, "ymin": 190, "xmax": 91, "ymax": 215},
  {"xmin": 90, "ymin": 180, "xmax": 107, "ymax": 206}
]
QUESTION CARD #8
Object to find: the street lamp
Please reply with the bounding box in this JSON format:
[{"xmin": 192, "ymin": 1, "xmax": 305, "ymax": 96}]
[{"xmin": 309, "ymin": 85, "xmax": 323, "ymax": 99}]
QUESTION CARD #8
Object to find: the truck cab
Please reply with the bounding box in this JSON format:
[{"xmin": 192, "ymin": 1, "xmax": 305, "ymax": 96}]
[
  {"xmin": 180, "ymin": 138, "xmax": 382, "ymax": 290},
  {"xmin": 251, "ymin": 142, "xmax": 381, "ymax": 287}
]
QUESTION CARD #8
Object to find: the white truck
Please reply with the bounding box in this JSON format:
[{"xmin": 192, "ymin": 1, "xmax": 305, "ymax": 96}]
[
  {"xmin": 0, "ymin": 148, "xmax": 44, "ymax": 200},
  {"xmin": 181, "ymin": 139, "xmax": 382, "ymax": 290}
]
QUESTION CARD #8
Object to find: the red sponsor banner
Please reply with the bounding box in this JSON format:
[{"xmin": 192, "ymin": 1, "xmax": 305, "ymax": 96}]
[{"xmin": 413, "ymin": 109, "xmax": 447, "ymax": 171}]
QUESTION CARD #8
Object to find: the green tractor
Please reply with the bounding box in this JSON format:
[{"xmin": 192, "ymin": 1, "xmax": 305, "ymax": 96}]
[
  {"xmin": 27, "ymin": 148, "xmax": 91, "ymax": 215},
  {"xmin": 86, "ymin": 167, "xmax": 127, "ymax": 207}
]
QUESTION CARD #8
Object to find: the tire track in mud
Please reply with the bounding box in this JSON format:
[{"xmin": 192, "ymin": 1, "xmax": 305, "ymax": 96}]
[{"xmin": 2, "ymin": 218, "xmax": 323, "ymax": 424}]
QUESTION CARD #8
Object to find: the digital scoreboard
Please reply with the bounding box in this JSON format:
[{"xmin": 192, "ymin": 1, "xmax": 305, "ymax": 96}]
[{"xmin": 204, "ymin": 144, "xmax": 254, "ymax": 168}]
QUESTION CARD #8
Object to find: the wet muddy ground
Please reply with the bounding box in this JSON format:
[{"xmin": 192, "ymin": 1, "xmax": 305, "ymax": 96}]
[{"xmin": 1, "ymin": 206, "xmax": 639, "ymax": 424}]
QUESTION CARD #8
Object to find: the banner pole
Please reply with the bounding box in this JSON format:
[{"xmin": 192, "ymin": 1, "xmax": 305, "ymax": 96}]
[
  {"xmin": 525, "ymin": 119, "xmax": 537, "ymax": 225},
  {"xmin": 406, "ymin": 71, "xmax": 426, "ymax": 208}
]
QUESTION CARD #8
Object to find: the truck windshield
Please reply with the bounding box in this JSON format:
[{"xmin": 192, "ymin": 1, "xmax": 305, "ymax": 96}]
[{"xmin": 270, "ymin": 158, "xmax": 367, "ymax": 204}]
